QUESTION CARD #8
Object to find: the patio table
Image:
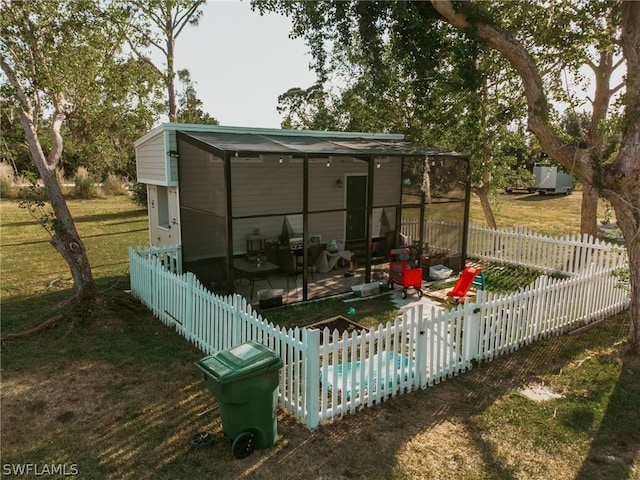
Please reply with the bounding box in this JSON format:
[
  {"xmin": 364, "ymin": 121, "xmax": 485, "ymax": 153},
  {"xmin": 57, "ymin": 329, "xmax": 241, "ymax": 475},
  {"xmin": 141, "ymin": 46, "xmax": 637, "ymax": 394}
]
[{"xmin": 233, "ymin": 258, "xmax": 280, "ymax": 300}]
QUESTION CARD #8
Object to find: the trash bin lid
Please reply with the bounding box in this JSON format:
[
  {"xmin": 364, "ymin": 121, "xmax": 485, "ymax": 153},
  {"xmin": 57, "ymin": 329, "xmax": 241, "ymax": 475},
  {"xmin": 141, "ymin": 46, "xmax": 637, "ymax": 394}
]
[{"xmin": 195, "ymin": 341, "xmax": 283, "ymax": 383}]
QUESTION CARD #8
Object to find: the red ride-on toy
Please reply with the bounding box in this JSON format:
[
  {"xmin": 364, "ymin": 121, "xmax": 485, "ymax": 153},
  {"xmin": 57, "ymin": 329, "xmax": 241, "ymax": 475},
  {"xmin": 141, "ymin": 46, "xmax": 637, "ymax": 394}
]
[{"xmin": 388, "ymin": 247, "xmax": 423, "ymax": 299}]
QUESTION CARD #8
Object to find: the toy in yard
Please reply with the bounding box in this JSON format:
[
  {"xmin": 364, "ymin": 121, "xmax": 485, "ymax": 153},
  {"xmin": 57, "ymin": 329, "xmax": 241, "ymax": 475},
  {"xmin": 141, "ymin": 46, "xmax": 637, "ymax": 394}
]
[
  {"xmin": 446, "ymin": 265, "xmax": 484, "ymax": 300},
  {"xmin": 388, "ymin": 247, "xmax": 423, "ymax": 299}
]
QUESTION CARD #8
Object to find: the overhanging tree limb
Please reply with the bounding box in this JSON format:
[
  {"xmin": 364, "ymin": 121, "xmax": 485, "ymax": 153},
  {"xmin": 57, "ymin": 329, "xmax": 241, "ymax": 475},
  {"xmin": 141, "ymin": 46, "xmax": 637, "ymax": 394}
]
[{"xmin": 431, "ymin": 0, "xmax": 595, "ymax": 182}]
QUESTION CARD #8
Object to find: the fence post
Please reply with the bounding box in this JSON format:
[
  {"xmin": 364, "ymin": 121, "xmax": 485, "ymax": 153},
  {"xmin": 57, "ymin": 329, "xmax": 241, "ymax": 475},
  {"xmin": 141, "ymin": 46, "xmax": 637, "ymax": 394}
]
[
  {"xmin": 533, "ymin": 275, "xmax": 548, "ymax": 338},
  {"xmin": 184, "ymin": 272, "xmax": 195, "ymax": 341},
  {"xmin": 582, "ymin": 263, "xmax": 596, "ymax": 325},
  {"xmin": 128, "ymin": 247, "xmax": 136, "ymax": 295},
  {"xmin": 414, "ymin": 304, "xmax": 428, "ymax": 389},
  {"xmin": 462, "ymin": 296, "xmax": 481, "ymax": 364},
  {"xmin": 150, "ymin": 256, "xmax": 158, "ymax": 317},
  {"xmin": 303, "ymin": 327, "xmax": 320, "ymax": 430},
  {"xmin": 232, "ymin": 294, "xmax": 243, "ymax": 346},
  {"xmin": 175, "ymin": 244, "xmax": 183, "ymax": 274}
]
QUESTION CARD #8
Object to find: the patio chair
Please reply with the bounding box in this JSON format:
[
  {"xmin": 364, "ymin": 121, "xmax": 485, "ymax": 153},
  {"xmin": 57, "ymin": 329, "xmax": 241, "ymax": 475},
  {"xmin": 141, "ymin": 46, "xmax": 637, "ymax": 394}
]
[{"xmin": 278, "ymin": 248, "xmax": 303, "ymax": 291}]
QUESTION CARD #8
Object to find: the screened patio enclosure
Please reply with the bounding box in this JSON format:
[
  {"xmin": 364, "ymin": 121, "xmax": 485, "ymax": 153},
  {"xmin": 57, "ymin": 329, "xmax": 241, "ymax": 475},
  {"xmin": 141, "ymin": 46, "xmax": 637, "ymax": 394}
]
[{"xmin": 137, "ymin": 124, "xmax": 470, "ymax": 306}]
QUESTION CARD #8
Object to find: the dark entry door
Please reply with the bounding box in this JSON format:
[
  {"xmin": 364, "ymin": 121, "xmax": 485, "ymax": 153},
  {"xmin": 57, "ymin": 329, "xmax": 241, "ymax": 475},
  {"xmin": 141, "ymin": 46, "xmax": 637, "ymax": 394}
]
[{"xmin": 346, "ymin": 175, "xmax": 367, "ymax": 241}]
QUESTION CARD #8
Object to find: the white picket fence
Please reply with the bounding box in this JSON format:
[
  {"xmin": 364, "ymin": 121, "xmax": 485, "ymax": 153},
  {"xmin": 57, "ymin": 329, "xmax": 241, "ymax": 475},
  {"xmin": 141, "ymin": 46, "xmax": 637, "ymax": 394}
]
[
  {"xmin": 402, "ymin": 220, "xmax": 627, "ymax": 276},
  {"xmin": 129, "ymin": 246, "xmax": 476, "ymax": 428},
  {"xmin": 128, "ymin": 227, "xmax": 630, "ymax": 429},
  {"xmin": 473, "ymin": 264, "xmax": 628, "ymax": 362},
  {"xmin": 466, "ymin": 223, "xmax": 626, "ymax": 275},
  {"xmin": 401, "ymin": 218, "xmax": 462, "ymax": 254}
]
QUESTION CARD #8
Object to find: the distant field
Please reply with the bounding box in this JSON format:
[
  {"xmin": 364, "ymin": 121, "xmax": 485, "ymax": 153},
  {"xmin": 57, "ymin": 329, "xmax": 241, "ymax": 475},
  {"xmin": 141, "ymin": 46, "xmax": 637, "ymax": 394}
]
[{"xmin": 469, "ymin": 188, "xmax": 614, "ymax": 237}]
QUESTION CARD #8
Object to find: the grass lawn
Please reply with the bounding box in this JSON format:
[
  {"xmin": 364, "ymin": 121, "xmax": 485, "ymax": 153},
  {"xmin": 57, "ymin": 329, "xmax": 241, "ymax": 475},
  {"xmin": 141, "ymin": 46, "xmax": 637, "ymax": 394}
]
[
  {"xmin": 469, "ymin": 188, "xmax": 614, "ymax": 237},
  {"xmin": 1, "ymin": 192, "xmax": 638, "ymax": 479}
]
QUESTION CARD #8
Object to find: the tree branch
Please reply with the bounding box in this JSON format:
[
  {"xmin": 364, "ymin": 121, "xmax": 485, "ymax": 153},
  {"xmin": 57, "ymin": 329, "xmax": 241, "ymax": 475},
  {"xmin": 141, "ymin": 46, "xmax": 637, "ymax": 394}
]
[
  {"xmin": 0, "ymin": 45, "xmax": 33, "ymax": 115},
  {"xmin": 611, "ymin": 81, "xmax": 625, "ymax": 96},
  {"xmin": 174, "ymin": 1, "xmax": 205, "ymax": 39},
  {"xmin": 431, "ymin": 0, "xmax": 593, "ymax": 181},
  {"xmin": 47, "ymin": 95, "xmax": 67, "ymax": 168}
]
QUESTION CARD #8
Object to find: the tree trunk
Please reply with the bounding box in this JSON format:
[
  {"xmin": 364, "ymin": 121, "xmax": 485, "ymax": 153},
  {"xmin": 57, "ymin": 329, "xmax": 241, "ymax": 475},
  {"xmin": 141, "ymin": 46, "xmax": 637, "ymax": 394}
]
[
  {"xmin": 608, "ymin": 193, "xmax": 640, "ymax": 347},
  {"xmin": 471, "ymin": 160, "xmax": 498, "ymax": 230},
  {"xmin": 471, "ymin": 185, "xmax": 498, "ymax": 230},
  {"xmin": 166, "ymin": 19, "xmax": 177, "ymax": 122},
  {"xmin": 19, "ymin": 112, "xmax": 96, "ymax": 301},
  {"xmin": 581, "ymin": 48, "xmax": 613, "ymax": 238},
  {"xmin": 580, "ymin": 184, "xmax": 599, "ymax": 238},
  {"xmin": 612, "ymin": 0, "xmax": 640, "ymax": 349}
]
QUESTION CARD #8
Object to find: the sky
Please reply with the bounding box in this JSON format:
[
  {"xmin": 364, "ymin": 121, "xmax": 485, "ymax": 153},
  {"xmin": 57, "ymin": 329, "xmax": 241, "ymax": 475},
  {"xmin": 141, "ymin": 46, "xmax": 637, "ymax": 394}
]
[
  {"xmin": 164, "ymin": 1, "xmax": 625, "ymax": 130},
  {"xmin": 172, "ymin": 1, "xmax": 317, "ymax": 129}
]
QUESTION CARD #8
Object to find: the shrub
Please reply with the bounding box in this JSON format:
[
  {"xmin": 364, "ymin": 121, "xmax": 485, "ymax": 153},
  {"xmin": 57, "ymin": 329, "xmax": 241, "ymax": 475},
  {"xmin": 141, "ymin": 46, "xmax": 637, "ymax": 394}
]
[
  {"xmin": 130, "ymin": 181, "xmax": 148, "ymax": 207},
  {"xmin": 0, "ymin": 162, "xmax": 17, "ymax": 198},
  {"xmin": 73, "ymin": 167, "xmax": 100, "ymax": 199},
  {"xmin": 102, "ymin": 174, "xmax": 128, "ymax": 196}
]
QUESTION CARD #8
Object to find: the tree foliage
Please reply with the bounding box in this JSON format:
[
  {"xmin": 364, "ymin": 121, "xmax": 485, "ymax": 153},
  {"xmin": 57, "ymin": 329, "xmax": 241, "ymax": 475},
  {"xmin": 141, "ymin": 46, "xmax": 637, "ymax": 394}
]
[
  {"xmin": 432, "ymin": 0, "xmax": 639, "ymax": 350},
  {"xmin": 62, "ymin": 55, "xmax": 164, "ymax": 180},
  {"xmin": 1, "ymin": 1, "xmax": 163, "ymax": 181},
  {"xmin": 122, "ymin": 0, "xmax": 206, "ymax": 121},
  {"xmin": 175, "ymin": 69, "xmax": 219, "ymax": 125}
]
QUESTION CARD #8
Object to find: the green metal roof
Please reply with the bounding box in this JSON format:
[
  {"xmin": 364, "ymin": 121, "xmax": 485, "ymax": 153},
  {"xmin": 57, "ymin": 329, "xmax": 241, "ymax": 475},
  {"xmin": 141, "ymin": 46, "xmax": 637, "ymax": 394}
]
[{"xmin": 165, "ymin": 124, "xmax": 464, "ymax": 158}]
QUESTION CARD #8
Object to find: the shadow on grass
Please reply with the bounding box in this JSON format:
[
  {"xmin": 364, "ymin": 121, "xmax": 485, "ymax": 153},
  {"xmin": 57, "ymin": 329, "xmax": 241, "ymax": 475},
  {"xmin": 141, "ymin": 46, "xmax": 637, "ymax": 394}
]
[
  {"xmin": 153, "ymin": 313, "xmax": 636, "ymax": 480},
  {"xmin": 1, "ymin": 275, "xmax": 134, "ymax": 331},
  {"xmin": 70, "ymin": 208, "xmax": 148, "ymax": 224},
  {"xmin": 574, "ymin": 349, "xmax": 640, "ymax": 479},
  {"xmin": 0, "ymin": 204, "xmax": 146, "ymax": 230},
  {"xmin": 1, "ymin": 226, "xmax": 148, "ymax": 247},
  {"xmin": 512, "ymin": 193, "xmax": 573, "ymax": 202},
  {"xmin": 1, "ymin": 289, "xmax": 75, "ymax": 331},
  {"xmin": 1, "ymin": 290, "xmax": 211, "ymax": 479},
  {"xmin": 2, "ymin": 287, "xmax": 637, "ymax": 479}
]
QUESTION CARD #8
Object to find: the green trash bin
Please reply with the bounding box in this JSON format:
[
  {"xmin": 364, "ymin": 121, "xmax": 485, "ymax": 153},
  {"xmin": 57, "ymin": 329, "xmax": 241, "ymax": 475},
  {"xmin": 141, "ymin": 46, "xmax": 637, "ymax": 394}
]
[{"xmin": 195, "ymin": 341, "xmax": 284, "ymax": 458}]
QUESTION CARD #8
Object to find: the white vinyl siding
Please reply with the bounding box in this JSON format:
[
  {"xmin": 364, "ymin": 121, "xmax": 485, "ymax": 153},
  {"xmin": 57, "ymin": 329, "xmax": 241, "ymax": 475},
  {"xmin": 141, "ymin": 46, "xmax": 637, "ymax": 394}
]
[
  {"xmin": 135, "ymin": 129, "xmax": 178, "ymax": 186},
  {"xmin": 135, "ymin": 132, "xmax": 166, "ymax": 184}
]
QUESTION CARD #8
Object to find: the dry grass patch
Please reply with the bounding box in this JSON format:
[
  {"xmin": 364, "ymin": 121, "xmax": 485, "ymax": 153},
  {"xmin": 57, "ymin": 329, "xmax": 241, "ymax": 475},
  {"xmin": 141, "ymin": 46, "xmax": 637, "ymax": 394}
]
[{"xmin": 393, "ymin": 420, "xmax": 488, "ymax": 480}]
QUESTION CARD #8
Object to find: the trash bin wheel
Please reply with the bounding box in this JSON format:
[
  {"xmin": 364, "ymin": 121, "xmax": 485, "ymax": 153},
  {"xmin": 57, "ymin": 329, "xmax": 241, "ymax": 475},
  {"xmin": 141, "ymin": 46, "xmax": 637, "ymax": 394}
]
[
  {"xmin": 401, "ymin": 289, "xmax": 407, "ymax": 299},
  {"xmin": 388, "ymin": 281, "xmax": 393, "ymax": 290},
  {"xmin": 232, "ymin": 431, "xmax": 256, "ymax": 459},
  {"xmin": 417, "ymin": 289, "xmax": 423, "ymax": 298},
  {"xmin": 189, "ymin": 431, "xmax": 214, "ymax": 448}
]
